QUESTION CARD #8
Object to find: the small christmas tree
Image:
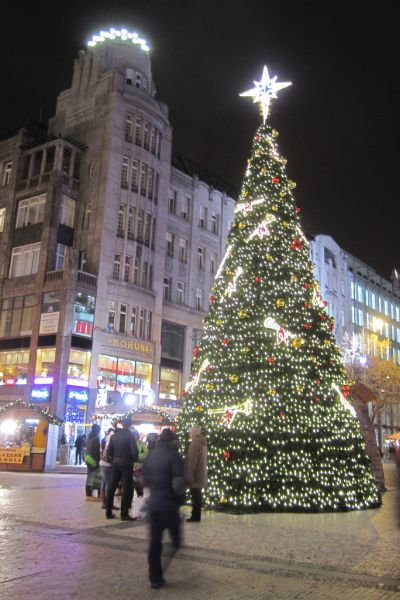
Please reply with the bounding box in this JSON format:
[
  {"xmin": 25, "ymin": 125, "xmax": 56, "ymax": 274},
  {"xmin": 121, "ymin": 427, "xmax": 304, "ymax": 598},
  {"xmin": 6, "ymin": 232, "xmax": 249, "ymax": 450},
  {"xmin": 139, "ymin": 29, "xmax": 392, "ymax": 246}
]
[{"xmin": 178, "ymin": 67, "xmax": 380, "ymax": 512}]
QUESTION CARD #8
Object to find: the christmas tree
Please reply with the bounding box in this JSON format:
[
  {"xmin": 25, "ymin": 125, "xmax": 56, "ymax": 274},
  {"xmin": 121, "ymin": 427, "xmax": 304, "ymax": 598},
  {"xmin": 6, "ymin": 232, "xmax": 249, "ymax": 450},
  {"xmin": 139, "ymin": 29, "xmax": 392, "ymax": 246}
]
[{"xmin": 178, "ymin": 67, "xmax": 380, "ymax": 512}]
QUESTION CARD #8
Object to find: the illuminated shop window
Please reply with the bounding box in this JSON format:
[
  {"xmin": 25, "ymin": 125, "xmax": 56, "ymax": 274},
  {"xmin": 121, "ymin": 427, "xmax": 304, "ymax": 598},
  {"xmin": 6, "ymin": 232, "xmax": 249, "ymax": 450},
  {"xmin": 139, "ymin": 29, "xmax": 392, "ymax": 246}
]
[
  {"xmin": 35, "ymin": 348, "xmax": 56, "ymax": 377},
  {"xmin": 68, "ymin": 349, "xmax": 91, "ymax": 381},
  {"xmin": 73, "ymin": 292, "xmax": 95, "ymax": 337},
  {"xmin": 96, "ymin": 354, "xmax": 152, "ymax": 406},
  {"xmin": 159, "ymin": 368, "xmax": 182, "ymax": 401},
  {"xmin": 0, "ymin": 350, "xmax": 29, "ymax": 385}
]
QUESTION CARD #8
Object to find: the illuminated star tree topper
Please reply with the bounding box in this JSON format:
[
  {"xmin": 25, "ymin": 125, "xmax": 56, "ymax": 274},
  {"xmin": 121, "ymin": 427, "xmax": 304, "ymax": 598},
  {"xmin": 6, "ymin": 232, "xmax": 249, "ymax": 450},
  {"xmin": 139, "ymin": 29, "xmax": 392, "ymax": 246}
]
[{"xmin": 240, "ymin": 65, "xmax": 292, "ymax": 122}]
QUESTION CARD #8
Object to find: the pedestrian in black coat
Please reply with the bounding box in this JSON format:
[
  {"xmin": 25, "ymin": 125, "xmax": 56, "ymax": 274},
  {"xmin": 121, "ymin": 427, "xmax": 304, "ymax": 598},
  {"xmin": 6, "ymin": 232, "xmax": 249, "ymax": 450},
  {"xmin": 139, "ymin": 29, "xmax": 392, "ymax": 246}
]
[
  {"xmin": 105, "ymin": 416, "xmax": 138, "ymax": 521},
  {"xmin": 143, "ymin": 428, "xmax": 185, "ymax": 589}
]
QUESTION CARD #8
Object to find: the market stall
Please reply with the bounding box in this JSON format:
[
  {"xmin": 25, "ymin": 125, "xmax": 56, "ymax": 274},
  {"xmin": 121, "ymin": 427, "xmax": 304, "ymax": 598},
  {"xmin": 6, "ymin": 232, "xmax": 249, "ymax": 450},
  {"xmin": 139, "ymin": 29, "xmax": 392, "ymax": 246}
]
[
  {"xmin": 94, "ymin": 406, "xmax": 178, "ymax": 439},
  {"xmin": 0, "ymin": 400, "xmax": 63, "ymax": 472}
]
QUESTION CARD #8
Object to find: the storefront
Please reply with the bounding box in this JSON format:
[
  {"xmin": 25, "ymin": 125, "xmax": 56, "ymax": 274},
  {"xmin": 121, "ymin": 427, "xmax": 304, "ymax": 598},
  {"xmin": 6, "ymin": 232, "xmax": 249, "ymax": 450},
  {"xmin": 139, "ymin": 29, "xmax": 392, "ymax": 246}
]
[
  {"xmin": 385, "ymin": 432, "xmax": 400, "ymax": 465},
  {"xmin": 0, "ymin": 400, "xmax": 62, "ymax": 472}
]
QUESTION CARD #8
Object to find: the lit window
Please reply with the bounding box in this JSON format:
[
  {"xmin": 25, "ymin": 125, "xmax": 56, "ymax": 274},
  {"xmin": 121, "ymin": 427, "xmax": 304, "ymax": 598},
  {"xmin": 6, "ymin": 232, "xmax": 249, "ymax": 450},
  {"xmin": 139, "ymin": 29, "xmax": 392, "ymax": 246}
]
[
  {"xmin": 60, "ymin": 195, "xmax": 76, "ymax": 228},
  {"xmin": 0, "ymin": 350, "xmax": 29, "ymax": 384},
  {"xmin": 55, "ymin": 244, "xmax": 66, "ymax": 270},
  {"xmin": 9, "ymin": 243, "xmax": 40, "ymax": 278},
  {"xmin": 16, "ymin": 195, "xmax": 46, "ymax": 228},
  {"xmin": 130, "ymin": 306, "xmax": 137, "ymax": 336}
]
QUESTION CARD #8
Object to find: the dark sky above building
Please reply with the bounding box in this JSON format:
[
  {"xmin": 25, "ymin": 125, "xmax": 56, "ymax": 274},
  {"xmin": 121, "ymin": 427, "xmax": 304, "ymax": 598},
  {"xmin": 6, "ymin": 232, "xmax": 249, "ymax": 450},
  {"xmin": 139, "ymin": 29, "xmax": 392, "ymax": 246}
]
[{"xmin": 1, "ymin": 1, "xmax": 399, "ymax": 277}]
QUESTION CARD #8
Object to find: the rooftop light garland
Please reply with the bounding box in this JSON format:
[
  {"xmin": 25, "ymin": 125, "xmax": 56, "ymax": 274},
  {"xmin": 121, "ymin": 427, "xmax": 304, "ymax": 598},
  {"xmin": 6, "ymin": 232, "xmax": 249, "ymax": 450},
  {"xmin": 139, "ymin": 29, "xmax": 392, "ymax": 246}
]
[{"xmin": 87, "ymin": 28, "xmax": 150, "ymax": 52}]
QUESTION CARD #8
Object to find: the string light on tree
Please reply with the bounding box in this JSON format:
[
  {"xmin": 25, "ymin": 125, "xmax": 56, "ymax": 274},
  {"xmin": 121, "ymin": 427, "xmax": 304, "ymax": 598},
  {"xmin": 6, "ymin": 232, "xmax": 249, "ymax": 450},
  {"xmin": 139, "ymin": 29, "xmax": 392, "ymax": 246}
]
[{"xmin": 177, "ymin": 66, "xmax": 380, "ymax": 513}]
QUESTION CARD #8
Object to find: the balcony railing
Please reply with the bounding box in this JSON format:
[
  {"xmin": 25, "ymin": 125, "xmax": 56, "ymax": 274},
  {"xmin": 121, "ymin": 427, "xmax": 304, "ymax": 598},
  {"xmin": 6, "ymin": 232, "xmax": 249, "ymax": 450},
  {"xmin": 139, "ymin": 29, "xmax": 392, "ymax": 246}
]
[{"xmin": 77, "ymin": 270, "xmax": 97, "ymax": 288}]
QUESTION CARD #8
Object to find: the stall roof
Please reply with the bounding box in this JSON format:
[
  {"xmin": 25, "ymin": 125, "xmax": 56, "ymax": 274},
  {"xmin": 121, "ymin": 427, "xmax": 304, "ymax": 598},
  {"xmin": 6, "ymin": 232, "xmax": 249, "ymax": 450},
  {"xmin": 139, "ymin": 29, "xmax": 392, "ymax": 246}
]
[{"xmin": 0, "ymin": 400, "xmax": 63, "ymax": 425}]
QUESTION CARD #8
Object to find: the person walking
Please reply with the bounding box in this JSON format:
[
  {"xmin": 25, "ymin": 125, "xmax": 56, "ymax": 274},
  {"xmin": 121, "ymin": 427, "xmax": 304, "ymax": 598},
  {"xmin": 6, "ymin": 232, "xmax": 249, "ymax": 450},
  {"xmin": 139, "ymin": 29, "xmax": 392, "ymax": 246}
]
[
  {"xmin": 85, "ymin": 424, "xmax": 101, "ymax": 501},
  {"xmin": 143, "ymin": 428, "xmax": 185, "ymax": 588},
  {"xmin": 105, "ymin": 416, "xmax": 138, "ymax": 521},
  {"xmin": 99, "ymin": 428, "xmax": 116, "ymax": 509},
  {"xmin": 74, "ymin": 433, "xmax": 85, "ymax": 465},
  {"xmin": 186, "ymin": 424, "xmax": 207, "ymax": 522}
]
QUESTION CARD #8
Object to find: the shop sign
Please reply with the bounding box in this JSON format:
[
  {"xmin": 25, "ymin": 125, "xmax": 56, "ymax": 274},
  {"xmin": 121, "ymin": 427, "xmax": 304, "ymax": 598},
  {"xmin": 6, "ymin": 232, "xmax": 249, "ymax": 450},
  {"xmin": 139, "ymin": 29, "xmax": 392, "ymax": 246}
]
[
  {"xmin": 67, "ymin": 387, "xmax": 89, "ymax": 404},
  {"xmin": 0, "ymin": 447, "xmax": 25, "ymax": 464},
  {"xmin": 39, "ymin": 311, "xmax": 60, "ymax": 335},
  {"xmin": 30, "ymin": 386, "xmax": 51, "ymax": 402},
  {"xmin": 131, "ymin": 413, "xmax": 163, "ymax": 423},
  {"xmin": 104, "ymin": 336, "xmax": 153, "ymax": 355}
]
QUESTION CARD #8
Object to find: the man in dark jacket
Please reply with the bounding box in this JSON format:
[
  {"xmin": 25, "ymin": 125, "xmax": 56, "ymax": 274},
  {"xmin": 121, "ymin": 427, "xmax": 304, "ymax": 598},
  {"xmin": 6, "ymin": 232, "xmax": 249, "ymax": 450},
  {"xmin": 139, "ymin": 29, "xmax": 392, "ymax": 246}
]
[
  {"xmin": 143, "ymin": 428, "xmax": 185, "ymax": 589},
  {"xmin": 85, "ymin": 424, "xmax": 101, "ymax": 500},
  {"xmin": 105, "ymin": 416, "xmax": 138, "ymax": 520}
]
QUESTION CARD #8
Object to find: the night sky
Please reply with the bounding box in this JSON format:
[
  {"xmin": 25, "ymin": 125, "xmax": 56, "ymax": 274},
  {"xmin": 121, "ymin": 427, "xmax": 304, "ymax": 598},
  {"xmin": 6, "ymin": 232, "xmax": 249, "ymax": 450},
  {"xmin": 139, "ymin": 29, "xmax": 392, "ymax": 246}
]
[{"xmin": 2, "ymin": 1, "xmax": 399, "ymax": 277}]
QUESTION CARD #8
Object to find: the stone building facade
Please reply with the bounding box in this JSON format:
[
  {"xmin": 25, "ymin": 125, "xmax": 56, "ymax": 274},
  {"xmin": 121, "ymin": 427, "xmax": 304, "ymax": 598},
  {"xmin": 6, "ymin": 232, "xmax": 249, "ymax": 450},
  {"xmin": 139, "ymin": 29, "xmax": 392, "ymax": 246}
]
[{"xmin": 0, "ymin": 30, "xmax": 235, "ymax": 429}]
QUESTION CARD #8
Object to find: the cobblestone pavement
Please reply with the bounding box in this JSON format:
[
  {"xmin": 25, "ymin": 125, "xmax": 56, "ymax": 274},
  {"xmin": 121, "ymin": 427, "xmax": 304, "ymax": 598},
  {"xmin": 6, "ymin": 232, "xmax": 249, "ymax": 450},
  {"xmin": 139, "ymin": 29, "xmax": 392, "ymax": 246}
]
[{"xmin": 0, "ymin": 464, "xmax": 399, "ymax": 599}]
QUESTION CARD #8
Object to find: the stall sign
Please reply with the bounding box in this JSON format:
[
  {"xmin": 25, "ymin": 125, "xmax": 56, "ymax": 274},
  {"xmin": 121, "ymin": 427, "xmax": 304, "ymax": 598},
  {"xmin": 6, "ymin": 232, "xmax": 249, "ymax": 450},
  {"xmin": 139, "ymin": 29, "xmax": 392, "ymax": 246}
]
[
  {"xmin": 131, "ymin": 413, "xmax": 163, "ymax": 423},
  {"xmin": 30, "ymin": 386, "xmax": 51, "ymax": 402},
  {"xmin": 0, "ymin": 447, "xmax": 25, "ymax": 464},
  {"xmin": 67, "ymin": 387, "xmax": 89, "ymax": 404}
]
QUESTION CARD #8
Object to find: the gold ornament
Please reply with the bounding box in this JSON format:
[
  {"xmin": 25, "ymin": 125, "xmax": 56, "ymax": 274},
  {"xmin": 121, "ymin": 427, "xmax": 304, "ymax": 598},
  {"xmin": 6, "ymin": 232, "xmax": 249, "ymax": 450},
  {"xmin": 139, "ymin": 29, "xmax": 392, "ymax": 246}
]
[
  {"xmin": 241, "ymin": 346, "xmax": 250, "ymax": 353},
  {"xmin": 276, "ymin": 299, "xmax": 285, "ymax": 308},
  {"xmin": 195, "ymin": 405, "xmax": 204, "ymax": 412},
  {"xmin": 272, "ymin": 129, "xmax": 279, "ymax": 138},
  {"xmin": 243, "ymin": 190, "xmax": 249, "ymax": 197},
  {"xmin": 289, "ymin": 180, "xmax": 296, "ymax": 189},
  {"xmin": 216, "ymin": 319, "xmax": 223, "ymax": 326},
  {"xmin": 206, "ymin": 383, "xmax": 215, "ymax": 391},
  {"xmin": 220, "ymin": 496, "xmax": 228, "ymax": 504},
  {"xmin": 283, "ymin": 221, "xmax": 290, "ymax": 228},
  {"xmin": 229, "ymin": 374, "xmax": 239, "ymax": 384},
  {"xmin": 296, "ymin": 386, "xmax": 304, "ymax": 393},
  {"xmin": 323, "ymin": 339, "xmax": 330, "ymax": 346},
  {"xmin": 282, "ymin": 158, "xmax": 287, "ymax": 165},
  {"xmin": 279, "ymin": 191, "xmax": 286, "ymax": 198},
  {"xmin": 267, "ymin": 388, "xmax": 277, "ymax": 395},
  {"xmin": 261, "ymin": 167, "xmax": 268, "ymax": 175},
  {"xmin": 291, "ymin": 274, "xmax": 298, "ymax": 283},
  {"xmin": 225, "ymin": 269, "xmax": 233, "ymax": 276},
  {"xmin": 239, "ymin": 222, "xmax": 246, "ymax": 229},
  {"xmin": 271, "ymin": 205, "xmax": 278, "ymax": 212},
  {"xmin": 266, "ymin": 254, "xmax": 273, "ymax": 261},
  {"xmin": 238, "ymin": 310, "xmax": 247, "ymax": 319},
  {"xmin": 310, "ymin": 355, "xmax": 317, "ymax": 362},
  {"xmin": 292, "ymin": 337, "xmax": 303, "ymax": 349}
]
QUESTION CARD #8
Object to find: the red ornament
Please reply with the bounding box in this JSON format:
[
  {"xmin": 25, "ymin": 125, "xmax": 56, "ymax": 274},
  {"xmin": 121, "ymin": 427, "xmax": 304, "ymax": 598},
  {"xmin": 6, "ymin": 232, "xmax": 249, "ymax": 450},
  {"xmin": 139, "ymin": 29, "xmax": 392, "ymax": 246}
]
[
  {"xmin": 304, "ymin": 302, "xmax": 311, "ymax": 309},
  {"xmin": 320, "ymin": 314, "xmax": 327, "ymax": 321},
  {"xmin": 223, "ymin": 338, "xmax": 230, "ymax": 346},
  {"xmin": 193, "ymin": 346, "xmax": 199, "ymax": 359},
  {"xmin": 295, "ymin": 206, "xmax": 301, "ymax": 213},
  {"xmin": 223, "ymin": 450, "xmax": 231, "ymax": 460},
  {"xmin": 290, "ymin": 238, "xmax": 304, "ymax": 251},
  {"xmin": 314, "ymin": 396, "xmax": 321, "ymax": 403},
  {"xmin": 209, "ymin": 295, "xmax": 215, "ymax": 303},
  {"xmin": 315, "ymin": 379, "xmax": 321, "ymax": 385},
  {"xmin": 272, "ymin": 176, "xmax": 280, "ymax": 184},
  {"xmin": 304, "ymin": 281, "xmax": 311, "ymax": 289},
  {"xmin": 305, "ymin": 323, "xmax": 312, "ymax": 331},
  {"xmin": 328, "ymin": 322, "xmax": 334, "ymax": 331},
  {"xmin": 255, "ymin": 134, "xmax": 262, "ymax": 141},
  {"xmin": 341, "ymin": 385, "xmax": 350, "ymax": 398},
  {"xmin": 278, "ymin": 411, "xmax": 285, "ymax": 418},
  {"xmin": 267, "ymin": 356, "xmax": 277, "ymax": 364},
  {"xmin": 255, "ymin": 276, "xmax": 263, "ymax": 283}
]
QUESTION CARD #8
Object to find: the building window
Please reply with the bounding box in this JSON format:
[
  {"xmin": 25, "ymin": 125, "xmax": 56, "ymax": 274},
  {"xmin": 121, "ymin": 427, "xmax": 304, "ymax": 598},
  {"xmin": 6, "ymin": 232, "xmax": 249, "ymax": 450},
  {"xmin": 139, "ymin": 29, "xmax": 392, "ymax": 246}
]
[
  {"xmin": 371, "ymin": 292, "xmax": 376, "ymax": 310},
  {"xmin": 88, "ymin": 161, "xmax": 95, "ymax": 178},
  {"xmin": 117, "ymin": 204, "xmax": 126, "ymax": 236},
  {"xmin": 0, "ymin": 207, "xmax": 5, "ymax": 232},
  {"xmin": 179, "ymin": 238, "xmax": 187, "ymax": 263},
  {"xmin": 142, "ymin": 261, "xmax": 149, "ymax": 288},
  {"xmin": 119, "ymin": 304, "xmax": 127, "ymax": 334},
  {"xmin": 133, "ymin": 258, "xmax": 140, "ymax": 285},
  {"xmin": 146, "ymin": 311, "xmax": 152, "ymax": 340},
  {"xmin": 384, "ymin": 299, "xmax": 389, "ymax": 316},
  {"xmin": 181, "ymin": 197, "xmax": 190, "ymax": 220},
  {"xmin": 166, "ymin": 232, "xmax": 174, "ymax": 257},
  {"xmin": 131, "ymin": 159, "xmax": 139, "ymax": 192},
  {"xmin": 125, "ymin": 113, "xmax": 134, "ymax": 142},
  {"xmin": 107, "ymin": 301, "xmax": 116, "ymax": 332},
  {"xmin": 139, "ymin": 308, "xmax": 146, "ymax": 338},
  {"xmin": 143, "ymin": 122, "xmax": 150, "ymax": 150},
  {"xmin": 144, "ymin": 214, "xmax": 152, "ymax": 246},
  {"xmin": 121, "ymin": 156, "xmax": 129, "ymax": 188},
  {"xmin": 124, "ymin": 256, "xmax": 131, "ymax": 283},
  {"xmin": 127, "ymin": 206, "xmax": 136, "ymax": 240},
  {"xmin": 211, "ymin": 212, "xmax": 219, "ymax": 234},
  {"xmin": 159, "ymin": 368, "xmax": 182, "ymax": 402},
  {"xmin": 9, "ymin": 243, "xmax": 41, "ymax": 278},
  {"xmin": 113, "ymin": 253, "xmax": 121, "ymax": 279},
  {"xmin": 161, "ymin": 321, "xmax": 185, "ymax": 360},
  {"xmin": 358, "ymin": 309, "xmax": 364, "ymax": 326},
  {"xmin": 60, "ymin": 195, "xmax": 76, "ymax": 228},
  {"xmin": 16, "ymin": 195, "xmax": 46, "ymax": 228},
  {"xmin": 82, "ymin": 203, "xmax": 91, "ymax": 229},
  {"xmin": 55, "ymin": 243, "xmax": 66, "ymax": 270},
  {"xmin": 135, "ymin": 116, "xmax": 143, "ymax": 146},
  {"xmin": 324, "ymin": 247, "xmax": 337, "ymax": 268},
  {"xmin": 195, "ymin": 288, "xmax": 203, "ymax": 311},
  {"xmin": 126, "ymin": 68, "xmax": 134, "ymax": 85},
  {"xmin": 198, "ymin": 247, "xmax": 205, "ymax": 270},
  {"xmin": 163, "ymin": 277, "xmax": 172, "ymax": 301},
  {"xmin": 79, "ymin": 251, "xmax": 87, "ymax": 271},
  {"xmin": 68, "ymin": 349, "xmax": 91, "ymax": 382},
  {"xmin": 0, "ymin": 350, "xmax": 29, "ymax": 385},
  {"xmin": 150, "ymin": 126, "xmax": 157, "ymax": 154},
  {"xmin": 210, "ymin": 251, "xmax": 218, "ymax": 274},
  {"xmin": 154, "ymin": 172, "xmax": 159, "ymax": 203},
  {"xmin": 73, "ymin": 292, "xmax": 95, "ymax": 337},
  {"xmin": 35, "ymin": 347, "xmax": 56, "ymax": 378},
  {"xmin": 148, "ymin": 168, "xmax": 154, "ymax": 200},
  {"xmin": 351, "ymin": 306, "xmax": 356, "ymax": 324},
  {"xmin": 357, "ymin": 285, "xmax": 364, "ymax": 304},
  {"xmin": 2, "ymin": 161, "xmax": 12, "ymax": 186},
  {"xmin": 140, "ymin": 163, "xmax": 148, "ymax": 196},
  {"xmin": 177, "ymin": 281, "xmax": 185, "ymax": 305},
  {"xmin": 199, "ymin": 206, "xmax": 207, "ymax": 229},
  {"xmin": 168, "ymin": 191, "xmax": 177, "ymax": 214},
  {"xmin": 0, "ymin": 295, "xmax": 36, "ymax": 338},
  {"xmin": 130, "ymin": 306, "xmax": 137, "ymax": 336}
]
